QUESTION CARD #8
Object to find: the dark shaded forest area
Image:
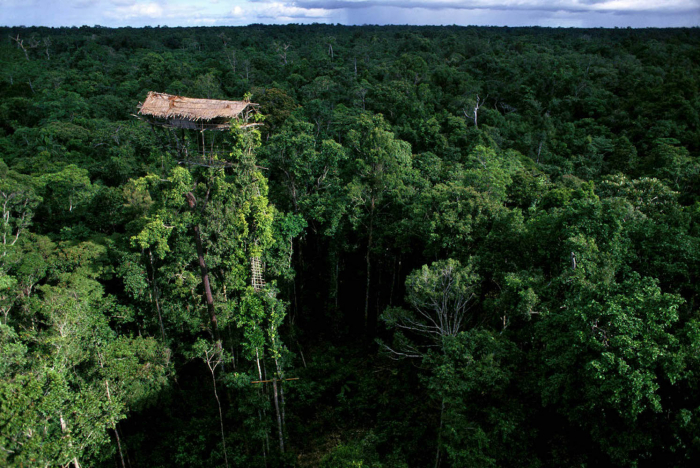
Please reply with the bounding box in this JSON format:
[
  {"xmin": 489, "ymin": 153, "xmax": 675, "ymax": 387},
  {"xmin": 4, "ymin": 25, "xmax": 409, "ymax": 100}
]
[{"xmin": 1, "ymin": 24, "xmax": 699, "ymax": 467}]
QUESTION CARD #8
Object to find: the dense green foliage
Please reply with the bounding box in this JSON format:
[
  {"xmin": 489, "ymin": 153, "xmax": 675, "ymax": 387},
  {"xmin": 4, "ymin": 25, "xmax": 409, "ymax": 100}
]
[{"xmin": 0, "ymin": 24, "xmax": 699, "ymax": 467}]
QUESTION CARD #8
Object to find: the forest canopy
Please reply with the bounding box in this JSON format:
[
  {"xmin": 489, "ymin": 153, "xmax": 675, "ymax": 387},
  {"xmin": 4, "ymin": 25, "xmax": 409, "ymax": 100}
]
[{"xmin": 0, "ymin": 24, "xmax": 699, "ymax": 467}]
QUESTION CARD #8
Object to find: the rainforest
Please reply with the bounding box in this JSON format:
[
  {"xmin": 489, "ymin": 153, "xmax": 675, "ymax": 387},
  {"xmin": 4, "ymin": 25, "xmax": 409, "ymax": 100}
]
[{"xmin": 0, "ymin": 24, "xmax": 699, "ymax": 467}]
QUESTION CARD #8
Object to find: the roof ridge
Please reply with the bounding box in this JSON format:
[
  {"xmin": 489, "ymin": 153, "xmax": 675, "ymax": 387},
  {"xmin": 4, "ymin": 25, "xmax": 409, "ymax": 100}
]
[{"xmin": 138, "ymin": 91, "xmax": 257, "ymax": 122}]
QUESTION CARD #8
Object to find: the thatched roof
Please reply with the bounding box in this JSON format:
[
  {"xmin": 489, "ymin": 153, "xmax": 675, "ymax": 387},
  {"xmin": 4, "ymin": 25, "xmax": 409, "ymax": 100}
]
[{"xmin": 138, "ymin": 91, "xmax": 255, "ymax": 122}]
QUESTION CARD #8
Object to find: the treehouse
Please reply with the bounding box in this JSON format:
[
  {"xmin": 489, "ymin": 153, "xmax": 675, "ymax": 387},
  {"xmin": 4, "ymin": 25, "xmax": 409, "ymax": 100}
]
[
  {"xmin": 138, "ymin": 91, "xmax": 257, "ymax": 130},
  {"xmin": 137, "ymin": 92, "xmax": 267, "ymax": 292},
  {"xmin": 136, "ymin": 91, "xmax": 258, "ymax": 161}
]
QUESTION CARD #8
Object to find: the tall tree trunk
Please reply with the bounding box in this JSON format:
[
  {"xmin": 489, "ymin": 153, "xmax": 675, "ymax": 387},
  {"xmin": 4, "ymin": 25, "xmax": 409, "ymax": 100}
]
[
  {"xmin": 389, "ymin": 256, "xmax": 397, "ymax": 307},
  {"xmin": 147, "ymin": 249, "xmax": 166, "ymax": 341},
  {"xmin": 364, "ymin": 206, "xmax": 374, "ymax": 335},
  {"xmin": 279, "ymin": 382, "xmax": 287, "ymax": 432},
  {"xmin": 106, "ymin": 380, "xmax": 126, "ymax": 468},
  {"xmin": 195, "ymin": 224, "xmax": 221, "ymax": 344},
  {"xmin": 117, "ymin": 425, "xmax": 133, "ymax": 468},
  {"xmin": 272, "ymin": 378, "xmax": 284, "ymax": 453},
  {"xmin": 257, "ymin": 409, "xmax": 268, "ymax": 468},
  {"xmin": 435, "ymin": 398, "xmax": 445, "ymax": 468},
  {"xmin": 276, "ymin": 359, "xmax": 287, "ymax": 440},
  {"xmin": 208, "ymin": 363, "xmax": 229, "ymax": 468},
  {"xmin": 187, "ymin": 192, "xmax": 222, "ymax": 350},
  {"xmin": 102, "ymin": 365, "xmax": 127, "ymax": 468},
  {"xmin": 335, "ymin": 252, "xmax": 340, "ymax": 309},
  {"xmin": 114, "ymin": 426, "xmax": 126, "ymax": 468}
]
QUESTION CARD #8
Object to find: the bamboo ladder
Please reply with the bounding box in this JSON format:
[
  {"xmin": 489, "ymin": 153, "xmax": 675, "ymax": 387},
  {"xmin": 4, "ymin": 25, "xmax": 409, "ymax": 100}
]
[
  {"xmin": 251, "ymin": 179, "xmax": 265, "ymax": 292},
  {"xmin": 251, "ymin": 256, "xmax": 265, "ymax": 292}
]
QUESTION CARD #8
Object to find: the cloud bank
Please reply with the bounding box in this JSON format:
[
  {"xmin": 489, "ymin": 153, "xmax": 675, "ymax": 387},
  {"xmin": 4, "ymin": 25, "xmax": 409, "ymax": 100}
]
[
  {"xmin": 0, "ymin": 0, "xmax": 697, "ymax": 27},
  {"xmin": 286, "ymin": 0, "xmax": 699, "ymax": 14}
]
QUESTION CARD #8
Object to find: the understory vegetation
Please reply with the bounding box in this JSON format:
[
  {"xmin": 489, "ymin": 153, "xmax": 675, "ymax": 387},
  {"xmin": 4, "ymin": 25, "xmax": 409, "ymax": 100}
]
[{"xmin": 1, "ymin": 24, "xmax": 699, "ymax": 467}]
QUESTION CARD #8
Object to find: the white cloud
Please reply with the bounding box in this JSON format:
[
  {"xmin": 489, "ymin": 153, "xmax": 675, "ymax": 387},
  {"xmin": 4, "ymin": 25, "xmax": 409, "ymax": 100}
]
[
  {"xmin": 229, "ymin": 1, "xmax": 333, "ymax": 23},
  {"xmin": 588, "ymin": 0, "xmax": 697, "ymax": 13},
  {"xmin": 106, "ymin": 2, "xmax": 164, "ymax": 19},
  {"xmin": 103, "ymin": 1, "xmax": 211, "ymax": 22},
  {"xmin": 252, "ymin": 2, "xmax": 330, "ymax": 18},
  {"xmin": 287, "ymin": 0, "xmax": 700, "ymax": 14}
]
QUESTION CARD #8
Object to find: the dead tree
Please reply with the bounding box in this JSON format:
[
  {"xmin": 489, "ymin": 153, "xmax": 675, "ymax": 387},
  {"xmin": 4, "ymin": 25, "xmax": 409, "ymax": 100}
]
[
  {"xmin": 44, "ymin": 37, "xmax": 52, "ymax": 60},
  {"xmin": 273, "ymin": 42, "xmax": 290, "ymax": 65},
  {"xmin": 463, "ymin": 94, "xmax": 487, "ymax": 128},
  {"xmin": 9, "ymin": 34, "xmax": 29, "ymax": 61},
  {"xmin": 225, "ymin": 49, "xmax": 236, "ymax": 74}
]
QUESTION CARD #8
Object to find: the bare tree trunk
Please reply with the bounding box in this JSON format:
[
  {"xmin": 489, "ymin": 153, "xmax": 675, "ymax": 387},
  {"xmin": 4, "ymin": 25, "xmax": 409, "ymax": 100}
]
[
  {"xmin": 254, "ymin": 348, "xmax": 267, "ymax": 462},
  {"xmin": 207, "ymin": 359, "xmax": 229, "ymax": 468},
  {"xmin": 255, "ymin": 348, "xmax": 263, "ymax": 380},
  {"xmin": 114, "ymin": 426, "xmax": 126, "ymax": 468},
  {"xmin": 117, "ymin": 425, "xmax": 133, "ymax": 468},
  {"xmin": 280, "ymin": 382, "xmax": 287, "ymax": 433},
  {"xmin": 276, "ymin": 359, "xmax": 287, "ymax": 434},
  {"xmin": 272, "ymin": 378, "xmax": 284, "ymax": 453}
]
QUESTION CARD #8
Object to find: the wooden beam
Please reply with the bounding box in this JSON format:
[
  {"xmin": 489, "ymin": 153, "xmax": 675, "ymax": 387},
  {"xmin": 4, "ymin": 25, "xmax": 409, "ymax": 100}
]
[{"xmin": 251, "ymin": 377, "xmax": 299, "ymax": 384}]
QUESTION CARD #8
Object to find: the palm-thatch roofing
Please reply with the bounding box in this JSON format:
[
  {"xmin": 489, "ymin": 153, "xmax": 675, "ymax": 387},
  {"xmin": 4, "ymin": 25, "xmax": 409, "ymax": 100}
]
[{"xmin": 138, "ymin": 91, "xmax": 256, "ymax": 123}]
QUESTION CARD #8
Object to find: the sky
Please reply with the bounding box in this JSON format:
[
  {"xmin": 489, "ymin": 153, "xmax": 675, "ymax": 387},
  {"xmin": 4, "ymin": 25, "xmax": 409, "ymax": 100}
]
[{"xmin": 1, "ymin": 0, "xmax": 699, "ymax": 28}]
